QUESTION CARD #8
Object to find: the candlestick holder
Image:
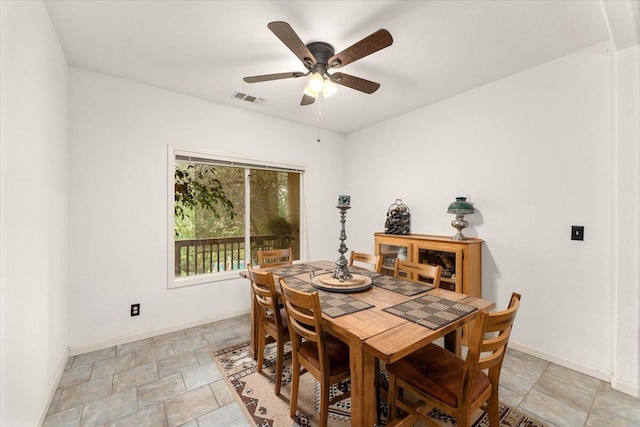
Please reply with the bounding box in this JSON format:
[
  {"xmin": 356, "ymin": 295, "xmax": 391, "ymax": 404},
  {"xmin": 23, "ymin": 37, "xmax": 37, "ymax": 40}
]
[{"xmin": 333, "ymin": 196, "xmax": 352, "ymax": 282}]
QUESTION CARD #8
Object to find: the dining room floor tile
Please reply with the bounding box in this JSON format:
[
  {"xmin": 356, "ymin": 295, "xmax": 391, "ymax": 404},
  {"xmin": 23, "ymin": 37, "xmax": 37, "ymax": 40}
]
[
  {"xmin": 164, "ymin": 385, "xmax": 219, "ymax": 427},
  {"xmin": 42, "ymin": 313, "xmax": 640, "ymax": 426},
  {"xmin": 531, "ymin": 364, "xmax": 600, "ymax": 412},
  {"xmin": 589, "ymin": 382, "xmax": 640, "ymax": 424},
  {"xmin": 518, "ymin": 388, "xmax": 589, "ymax": 427}
]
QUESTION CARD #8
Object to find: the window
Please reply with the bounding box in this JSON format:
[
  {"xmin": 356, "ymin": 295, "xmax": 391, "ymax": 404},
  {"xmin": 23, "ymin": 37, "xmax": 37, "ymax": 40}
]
[{"xmin": 168, "ymin": 146, "xmax": 304, "ymax": 288}]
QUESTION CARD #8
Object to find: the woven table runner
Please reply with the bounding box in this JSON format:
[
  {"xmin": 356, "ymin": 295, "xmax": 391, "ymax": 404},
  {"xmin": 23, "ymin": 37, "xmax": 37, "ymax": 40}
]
[
  {"xmin": 373, "ymin": 276, "xmax": 434, "ymax": 296},
  {"xmin": 282, "ymin": 277, "xmax": 374, "ymax": 318},
  {"xmin": 383, "ymin": 293, "xmax": 477, "ymax": 330},
  {"xmin": 268, "ymin": 263, "xmax": 323, "ymax": 277}
]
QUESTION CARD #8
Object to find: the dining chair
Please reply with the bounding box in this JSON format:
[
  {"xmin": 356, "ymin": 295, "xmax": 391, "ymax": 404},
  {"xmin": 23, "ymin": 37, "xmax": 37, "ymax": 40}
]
[
  {"xmin": 393, "ymin": 259, "xmax": 442, "ymax": 288},
  {"xmin": 385, "ymin": 292, "xmax": 522, "ymax": 427},
  {"xmin": 349, "ymin": 251, "xmax": 382, "ymax": 273},
  {"xmin": 247, "ymin": 264, "xmax": 290, "ymax": 395},
  {"xmin": 279, "ymin": 277, "xmax": 351, "ymax": 427},
  {"xmin": 257, "ymin": 247, "xmax": 293, "ymax": 268}
]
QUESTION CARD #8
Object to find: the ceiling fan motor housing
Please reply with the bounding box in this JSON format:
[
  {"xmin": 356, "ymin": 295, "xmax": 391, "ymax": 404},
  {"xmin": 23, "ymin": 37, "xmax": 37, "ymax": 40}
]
[{"xmin": 306, "ymin": 42, "xmax": 336, "ymax": 73}]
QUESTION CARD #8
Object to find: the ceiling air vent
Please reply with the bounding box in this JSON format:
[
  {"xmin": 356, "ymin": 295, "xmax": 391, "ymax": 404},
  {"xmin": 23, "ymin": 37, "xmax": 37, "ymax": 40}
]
[{"xmin": 232, "ymin": 91, "xmax": 266, "ymax": 106}]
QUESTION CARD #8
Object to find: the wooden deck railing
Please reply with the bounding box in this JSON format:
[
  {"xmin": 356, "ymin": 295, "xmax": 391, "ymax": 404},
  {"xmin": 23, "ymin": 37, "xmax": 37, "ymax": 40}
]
[{"xmin": 174, "ymin": 234, "xmax": 285, "ymax": 276}]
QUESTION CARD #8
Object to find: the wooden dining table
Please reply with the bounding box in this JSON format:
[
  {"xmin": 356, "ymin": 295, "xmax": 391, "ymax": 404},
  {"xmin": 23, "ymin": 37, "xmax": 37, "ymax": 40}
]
[{"xmin": 244, "ymin": 260, "xmax": 495, "ymax": 426}]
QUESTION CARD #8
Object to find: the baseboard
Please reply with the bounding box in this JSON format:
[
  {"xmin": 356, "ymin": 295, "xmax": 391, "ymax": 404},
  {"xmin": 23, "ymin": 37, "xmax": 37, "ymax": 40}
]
[
  {"xmin": 508, "ymin": 340, "xmax": 612, "ymax": 382},
  {"xmin": 68, "ymin": 308, "xmax": 250, "ymax": 356},
  {"xmin": 611, "ymin": 377, "xmax": 640, "ymax": 397},
  {"xmin": 38, "ymin": 348, "xmax": 70, "ymax": 425}
]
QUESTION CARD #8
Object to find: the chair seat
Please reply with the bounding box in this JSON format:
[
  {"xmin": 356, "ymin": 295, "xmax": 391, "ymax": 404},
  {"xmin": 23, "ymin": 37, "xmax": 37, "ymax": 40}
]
[
  {"xmin": 299, "ymin": 334, "xmax": 351, "ymax": 376},
  {"xmin": 386, "ymin": 343, "xmax": 490, "ymax": 408}
]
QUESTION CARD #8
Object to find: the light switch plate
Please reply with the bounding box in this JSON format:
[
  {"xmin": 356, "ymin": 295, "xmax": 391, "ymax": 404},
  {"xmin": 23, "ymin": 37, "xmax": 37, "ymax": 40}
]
[{"xmin": 571, "ymin": 226, "xmax": 584, "ymax": 241}]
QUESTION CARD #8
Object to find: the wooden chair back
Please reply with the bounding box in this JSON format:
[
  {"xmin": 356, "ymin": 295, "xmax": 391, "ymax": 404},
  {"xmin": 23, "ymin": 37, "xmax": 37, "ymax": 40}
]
[
  {"xmin": 279, "ymin": 277, "xmax": 351, "ymax": 427},
  {"xmin": 393, "ymin": 258, "xmax": 442, "ymax": 288},
  {"xmin": 464, "ymin": 292, "xmax": 521, "ymax": 396},
  {"xmin": 247, "ymin": 264, "xmax": 283, "ymax": 331},
  {"xmin": 257, "ymin": 247, "xmax": 293, "ymax": 268},
  {"xmin": 349, "ymin": 251, "xmax": 382, "ymax": 273},
  {"xmin": 247, "ymin": 264, "xmax": 289, "ymax": 395},
  {"xmin": 279, "ymin": 278, "xmax": 325, "ymax": 375}
]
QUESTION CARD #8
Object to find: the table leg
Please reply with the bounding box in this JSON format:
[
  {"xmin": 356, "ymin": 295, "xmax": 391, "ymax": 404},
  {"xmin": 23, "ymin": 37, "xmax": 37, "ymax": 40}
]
[
  {"xmin": 350, "ymin": 338, "xmax": 377, "ymax": 426},
  {"xmin": 444, "ymin": 327, "xmax": 462, "ymax": 356},
  {"xmin": 249, "ymin": 288, "xmax": 258, "ymax": 359}
]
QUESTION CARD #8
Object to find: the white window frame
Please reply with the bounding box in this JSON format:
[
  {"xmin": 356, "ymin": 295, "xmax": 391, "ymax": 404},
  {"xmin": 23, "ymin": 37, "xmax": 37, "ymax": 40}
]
[{"xmin": 167, "ymin": 145, "xmax": 306, "ymax": 289}]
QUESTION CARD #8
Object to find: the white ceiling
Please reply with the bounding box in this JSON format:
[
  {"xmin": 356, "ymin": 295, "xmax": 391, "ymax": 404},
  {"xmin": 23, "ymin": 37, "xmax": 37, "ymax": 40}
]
[{"xmin": 44, "ymin": 1, "xmax": 640, "ymax": 135}]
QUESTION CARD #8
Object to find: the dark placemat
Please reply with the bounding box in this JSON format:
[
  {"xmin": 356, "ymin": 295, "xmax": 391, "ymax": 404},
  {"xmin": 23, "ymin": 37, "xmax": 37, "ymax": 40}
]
[
  {"xmin": 268, "ymin": 264, "xmax": 323, "ymax": 277},
  {"xmin": 373, "ymin": 276, "xmax": 433, "ymax": 296},
  {"xmin": 383, "ymin": 293, "xmax": 477, "ymax": 330},
  {"xmin": 346, "ymin": 265, "xmax": 384, "ymax": 278},
  {"xmin": 281, "ymin": 277, "xmax": 374, "ymax": 318}
]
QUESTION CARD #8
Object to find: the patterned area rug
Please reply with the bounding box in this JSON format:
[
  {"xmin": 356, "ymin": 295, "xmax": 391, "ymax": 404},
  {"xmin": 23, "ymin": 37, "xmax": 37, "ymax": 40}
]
[{"xmin": 212, "ymin": 342, "xmax": 548, "ymax": 427}]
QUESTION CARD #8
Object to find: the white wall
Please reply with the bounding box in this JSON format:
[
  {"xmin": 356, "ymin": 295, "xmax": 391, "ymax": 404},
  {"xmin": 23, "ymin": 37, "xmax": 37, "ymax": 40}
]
[
  {"xmin": 68, "ymin": 68, "xmax": 346, "ymax": 350},
  {"xmin": 345, "ymin": 44, "xmax": 618, "ymax": 378},
  {"xmin": 613, "ymin": 44, "xmax": 640, "ymax": 395},
  {"xmin": 0, "ymin": 1, "xmax": 69, "ymax": 425}
]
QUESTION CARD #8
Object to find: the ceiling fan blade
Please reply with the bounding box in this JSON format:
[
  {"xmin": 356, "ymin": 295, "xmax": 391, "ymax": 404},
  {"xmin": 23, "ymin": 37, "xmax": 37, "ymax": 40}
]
[
  {"xmin": 243, "ymin": 71, "xmax": 306, "ymax": 83},
  {"xmin": 268, "ymin": 21, "xmax": 317, "ymax": 69},
  {"xmin": 300, "ymin": 93, "xmax": 316, "ymax": 106},
  {"xmin": 328, "ymin": 29, "xmax": 393, "ymax": 69},
  {"xmin": 330, "ymin": 72, "xmax": 380, "ymax": 94}
]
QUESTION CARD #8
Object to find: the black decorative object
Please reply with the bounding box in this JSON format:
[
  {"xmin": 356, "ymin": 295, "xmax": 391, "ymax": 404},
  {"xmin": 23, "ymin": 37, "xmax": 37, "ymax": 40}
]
[{"xmin": 385, "ymin": 199, "xmax": 411, "ymax": 235}]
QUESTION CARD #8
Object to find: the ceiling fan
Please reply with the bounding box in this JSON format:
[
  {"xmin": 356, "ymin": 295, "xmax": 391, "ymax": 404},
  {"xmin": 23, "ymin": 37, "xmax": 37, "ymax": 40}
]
[{"xmin": 243, "ymin": 21, "xmax": 393, "ymax": 106}]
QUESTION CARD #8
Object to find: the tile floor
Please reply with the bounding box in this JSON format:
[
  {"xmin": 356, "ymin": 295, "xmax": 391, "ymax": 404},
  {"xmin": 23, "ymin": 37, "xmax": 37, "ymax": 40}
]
[{"xmin": 43, "ymin": 314, "xmax": 640, "ymax": 427}]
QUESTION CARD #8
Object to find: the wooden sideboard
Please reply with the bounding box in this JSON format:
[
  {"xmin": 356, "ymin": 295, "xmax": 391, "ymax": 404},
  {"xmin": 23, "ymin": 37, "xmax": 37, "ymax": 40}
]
[{"xmin": 374, "ymin": 232, "xmax": 482, "ymax": 298}]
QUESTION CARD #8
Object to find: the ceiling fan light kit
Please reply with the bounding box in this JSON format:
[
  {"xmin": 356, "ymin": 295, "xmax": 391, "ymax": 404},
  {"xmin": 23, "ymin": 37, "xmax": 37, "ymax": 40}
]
[
  {"xmin": 243, "ymin": 21, "xmax": 393, "ymax": 106},
  {"xmin": 322, "ymin": 79, "xmax": 338, "ymax": 98},
  {"xmin": 308, "ymin": 72, "xmax": 325, "ymax": 92},
  {"xmin": 303, "ymin": 85, "xmax": 319, "ymax": 99}
]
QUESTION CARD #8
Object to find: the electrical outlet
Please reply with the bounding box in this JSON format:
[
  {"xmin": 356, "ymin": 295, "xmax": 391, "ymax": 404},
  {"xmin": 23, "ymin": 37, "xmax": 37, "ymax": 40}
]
[
  {"xmin": 571, "ymin": 226, "xmax": 584, "ymax": 241},
  {"xmin": 131, "ymin": 303, "xmax": 140, "ymax": 316}
]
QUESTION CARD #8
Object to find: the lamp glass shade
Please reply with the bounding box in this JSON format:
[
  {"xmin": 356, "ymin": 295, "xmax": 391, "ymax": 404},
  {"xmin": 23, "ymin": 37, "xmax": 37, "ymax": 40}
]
[
  {"xmin": 308, "ymin": 72, "xmax": 325, "ymax": 92},
  {"xmin": 322, "ymin": 79, "xmax": 337, "ymax": 98},
  {"xmin": 303, "ymin": 85, "xmax": 319, "ymax": 98},
  {"xmin": 447, "ymin": 196, "xmax": 474, "ymax": 214}
]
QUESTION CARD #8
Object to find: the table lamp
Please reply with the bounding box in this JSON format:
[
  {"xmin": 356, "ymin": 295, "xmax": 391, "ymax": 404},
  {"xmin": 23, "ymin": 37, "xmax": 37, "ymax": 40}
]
[{"xmin": 447, "ymin": 196, "xmax": 474, "ymax": 240}]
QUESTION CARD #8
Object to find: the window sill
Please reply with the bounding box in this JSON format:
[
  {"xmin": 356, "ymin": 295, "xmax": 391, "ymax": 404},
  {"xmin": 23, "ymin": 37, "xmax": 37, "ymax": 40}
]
[{"xmin": 168, "ymin": 270, "xmax": 245, "ymax": 289}]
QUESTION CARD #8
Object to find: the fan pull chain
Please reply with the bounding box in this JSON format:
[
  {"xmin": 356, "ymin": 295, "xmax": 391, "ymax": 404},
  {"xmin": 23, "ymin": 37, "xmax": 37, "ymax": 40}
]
[{"xmin": 316, "ymin": 98, "xmax": 323, "ymax": 142}]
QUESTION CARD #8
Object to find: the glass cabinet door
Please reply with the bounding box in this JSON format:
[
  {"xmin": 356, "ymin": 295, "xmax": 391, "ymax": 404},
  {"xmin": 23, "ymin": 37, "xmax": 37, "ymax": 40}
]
[
  {"xmin": 416, "ymin": 247, "xmax": 462, "ymax": 292},
  {"xmin": 379, "ymin": 243, "xmax": 410, "ymax": 276}
]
